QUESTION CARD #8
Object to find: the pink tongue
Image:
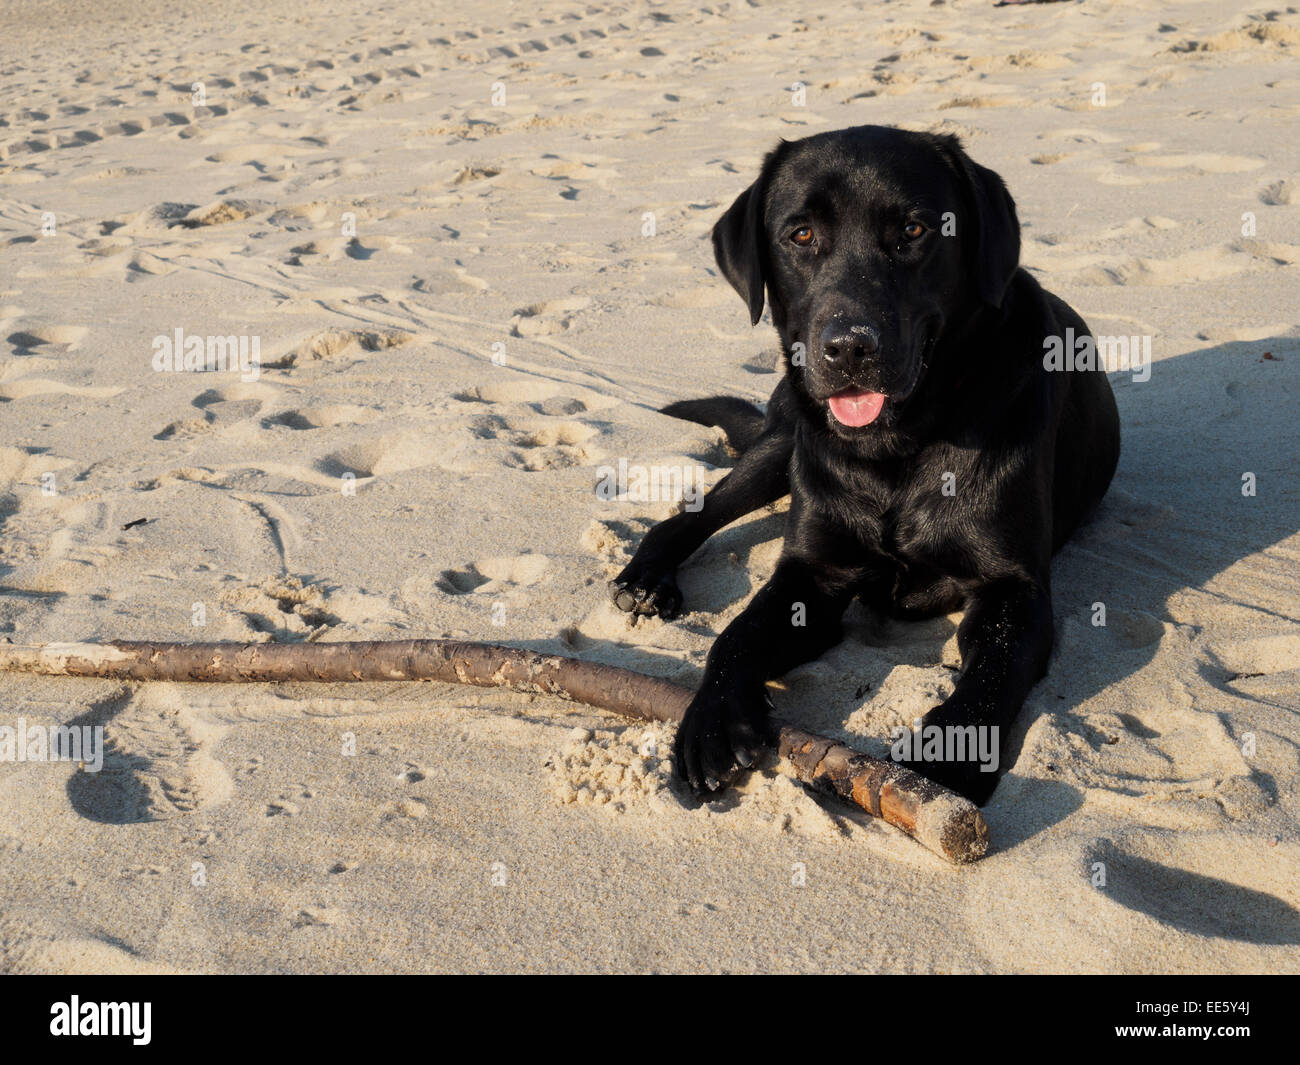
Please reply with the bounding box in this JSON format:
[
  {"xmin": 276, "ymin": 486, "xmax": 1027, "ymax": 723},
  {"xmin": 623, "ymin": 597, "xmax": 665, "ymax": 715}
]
[{"xmin": 828, "ymin": 389, "xmax": 886, "ymax": 427}]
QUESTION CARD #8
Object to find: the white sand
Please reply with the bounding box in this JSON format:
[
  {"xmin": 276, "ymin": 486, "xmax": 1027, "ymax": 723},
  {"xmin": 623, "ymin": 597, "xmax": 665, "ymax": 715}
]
[{"xmin": 1, "ymin": 0, "xmax": 1298, "ymax": 972}]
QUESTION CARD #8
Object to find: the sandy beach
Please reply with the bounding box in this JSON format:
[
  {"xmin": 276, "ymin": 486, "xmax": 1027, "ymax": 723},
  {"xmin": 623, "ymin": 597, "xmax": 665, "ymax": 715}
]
[{"xmin": 1, "ymin": 0, "xmax": 1298, "ymax": 972}]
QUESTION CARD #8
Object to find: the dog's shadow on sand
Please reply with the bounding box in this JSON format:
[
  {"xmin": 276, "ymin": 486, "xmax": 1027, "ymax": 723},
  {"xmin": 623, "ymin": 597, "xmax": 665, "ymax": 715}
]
[
  {"xmin": 1087, "ymin": 838, "xmax": 1300, "ymax": 945},
  {"xmin": 1008, "ymin": 334, "xmax": 1300, "ymax": 943}
]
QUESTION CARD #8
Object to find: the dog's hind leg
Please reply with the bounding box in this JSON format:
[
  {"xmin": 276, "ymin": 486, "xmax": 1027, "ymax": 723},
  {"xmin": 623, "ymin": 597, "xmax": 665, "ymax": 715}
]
[
  {"xmin": 884, "ymin": 573, "xmax": 967, "ymax": 621},
  {"xmin": 609, "ymin": 425, "xmax": 792, "ymax": 619}
]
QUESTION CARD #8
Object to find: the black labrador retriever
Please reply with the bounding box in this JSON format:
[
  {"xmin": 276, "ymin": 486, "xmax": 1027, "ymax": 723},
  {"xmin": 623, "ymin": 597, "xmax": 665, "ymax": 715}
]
[{"xmin": 610, "ymin": 125, "xmax": 1120, "ymax": 805}]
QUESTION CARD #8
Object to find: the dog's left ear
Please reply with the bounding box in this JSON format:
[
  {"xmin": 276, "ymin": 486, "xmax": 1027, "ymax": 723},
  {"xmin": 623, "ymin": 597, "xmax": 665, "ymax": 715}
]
[
  {"xmin": 712, "ymin": 146, "xmax": 783, "ymax": 326},
  {"xmin": 933, "ymin": 135, "xmax": 1021, "ymax": 309}
]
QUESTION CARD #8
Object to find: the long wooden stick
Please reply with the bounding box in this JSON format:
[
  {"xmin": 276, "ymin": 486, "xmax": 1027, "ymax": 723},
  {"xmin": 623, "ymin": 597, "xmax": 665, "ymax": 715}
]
[{"xmin": 0, "ymin": 639, "xmax": 989, "ymax": 863}]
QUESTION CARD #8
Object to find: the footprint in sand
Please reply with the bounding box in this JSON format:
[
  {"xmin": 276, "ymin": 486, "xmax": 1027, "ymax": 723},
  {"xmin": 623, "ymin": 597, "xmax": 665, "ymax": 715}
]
[
  {"xmin": 971, "ymin": 830, "xmax": 1300, "ymax": 970},
  {"xmin": 528, "ymin": 154, "xmax": 622, "ymax": 189},
  {"xmin": 1032, "ymin": 614, "xmax": 1256, "ymax": 802},
  {"xmin": 154, "ymin": 381, "xmax": 275, "ymax": 439},
  {"xmin": 174, "ymin": 198, "xmax": 271, "ymax": 228},
  {"xmin": 315, "ymin": 430, "xmax": 452, "ymax": 479},
  {"xmin": 64, "ymin": 687, "xmax": 235, "ymax": 825},
  {"xmin": 285, "ymin": 235, "xmax": 412, "ymax": 265},
  {"xmin": 451, "ymin": 163, "xmax": 501, "ymax": 184},
  {"xmin": 73, "ymin": 165, "xmax": 152, "ymax": 185},
  {"xmin": 263, "ymin": 403, "xmax": 380, "ymax": 430},
  {"xmin": 6, "ymin": 323, "xmax": 87, "ymax": 356},
  {"xmin": 222, "ymin": 575, "xmax": 341, "ymax": 638},
  {"xmin": 448, "ymin": 379, "xmax": 611, "ymax": 471},
  {"xmin": 153, "ymin": 417, "xmax": 215, "ymax": 441},
  {"xmin": 1045, "ymin": 127, "xmax": 1122, "ymax": 146},
  {"xmin": 155, "ymin": 382, "xmax": 274, "ymax": 439},
  {"xmin": 1086, "ymin": 216, "xmax": 1180, "ymax": 243},
  {"xmin": 530, "ymin": 395, "xmax": 588, "ymax": 416},
  {"xmin": 265, "ymin": 202, "xmax": 332, "ymax": 230},
  {"xmin": 377, "ymin": 797, "xmax": 430, "ymax": 822},
  {"xmin": 579, "ymin": 518, "xmax": 649, "ymax": 564},
  {"xmin": 267, "ymin": 783, "xmax": 315, "ymax": 817},
  {"xmin": 497, "ymin": 417, "xmax": 601, "ymax": 471},
  {"xmin": 510, "ymin": 296, "xmax": 591, "ymax": 337},
  {"xmin": 291, "ymin": 906, "xmax": 343, "ymax": 929},
  {"xmin": 436, "ymin": 552, "xmax": 550, "ymax": 596},
  {"xmin": 451, "ymin": 380, "xmax": 569, "ymax": 405},
  {"xmin": 107, "ymin": 201, "xmax": 199, "ymax": 236},
  {"xmin": 1168, "ymin": 21, "xmax": 1300, "ymax": 55},
  {"xmin": 1259, "ymin": 179, "xmax": 1298, "ymax": 205},
  {"xmin": 204, "ymin": 143, "xmax": 315, "ymax": 168},
  {"xmin": 265, "ymin": 327, "xmax": 412, "ymax": 370},
  {"xmin": 62, "ymin": 246, "xmax": 176, "ymax": 283},
  {"xmin": 411, "ymin": 267, "xmax": 488, "ymax": 294},
  {"xmin": 1234, "ymin": 238, "xmax": 1300, "ymax": 266}
]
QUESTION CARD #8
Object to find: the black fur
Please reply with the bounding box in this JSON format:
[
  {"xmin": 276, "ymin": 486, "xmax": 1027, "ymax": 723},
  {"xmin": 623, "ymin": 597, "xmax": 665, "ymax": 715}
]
[{"xmin": 609, "ymin": 125, "xmax": 1120, "ymax": 804}]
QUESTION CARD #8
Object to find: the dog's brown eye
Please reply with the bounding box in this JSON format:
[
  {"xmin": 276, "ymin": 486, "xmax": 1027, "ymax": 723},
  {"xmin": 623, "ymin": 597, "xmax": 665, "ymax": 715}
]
[
  {"xmin": 790, "ymin": 226, "xmax": 815, "ymax": 247},
  {"xmin": 903, "ymin": 221, "xmax": 926, "ymax": 241}
]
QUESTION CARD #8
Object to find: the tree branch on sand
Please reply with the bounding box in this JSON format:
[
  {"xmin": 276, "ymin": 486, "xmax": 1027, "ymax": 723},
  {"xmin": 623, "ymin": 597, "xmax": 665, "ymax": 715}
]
[{"xmin": 0, "ymin": 638, "xmax": 989, "ymax": 863}]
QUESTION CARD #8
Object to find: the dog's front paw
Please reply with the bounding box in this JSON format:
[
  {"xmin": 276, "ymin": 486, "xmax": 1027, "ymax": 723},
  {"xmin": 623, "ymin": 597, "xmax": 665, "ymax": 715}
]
[
  {"xmin": 609, "ymin": 559, "xmax": 683, "ymax": 619},
  {"xmin": 895, "ymin": 703, "xmax": 1003, "ymax": 806},
  {"xmin": 674, "ymin": 679, "xmax": 774, "ymax": 795},
  {"xmin": 905, "ymin": 753, "xmax": 1000, "ymax": 806}
]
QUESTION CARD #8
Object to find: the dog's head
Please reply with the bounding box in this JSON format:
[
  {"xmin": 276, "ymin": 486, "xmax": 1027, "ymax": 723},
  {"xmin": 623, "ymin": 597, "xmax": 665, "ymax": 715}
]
[{"xmin": 712, "ymin": 125, "xmax": 1020, "ymax": 441}]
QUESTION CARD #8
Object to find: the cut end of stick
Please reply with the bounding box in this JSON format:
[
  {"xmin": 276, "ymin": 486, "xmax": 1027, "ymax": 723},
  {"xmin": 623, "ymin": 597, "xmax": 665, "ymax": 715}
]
[{"xmin": 914, "ymin": 792, "xmax": 991, "ymax": 865}]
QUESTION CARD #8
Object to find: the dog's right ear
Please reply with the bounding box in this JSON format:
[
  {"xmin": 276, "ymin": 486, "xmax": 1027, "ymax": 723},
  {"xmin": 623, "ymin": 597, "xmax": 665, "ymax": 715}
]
[{"xmin": 712, "ymin": 149, "xmax": 780, "ymax": 326}]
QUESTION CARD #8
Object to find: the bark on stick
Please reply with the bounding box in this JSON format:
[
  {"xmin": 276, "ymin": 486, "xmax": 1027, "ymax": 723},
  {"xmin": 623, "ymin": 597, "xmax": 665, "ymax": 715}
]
[{"xmin": 0, "ymin": 639, "xmax": 989, "ymax": 863}]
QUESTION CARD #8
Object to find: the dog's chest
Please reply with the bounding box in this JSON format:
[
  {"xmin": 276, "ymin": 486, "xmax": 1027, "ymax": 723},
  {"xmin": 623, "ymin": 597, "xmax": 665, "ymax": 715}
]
[{"xmin": 841, "ymin": 452, "xmax": 987, "ymax": 575}]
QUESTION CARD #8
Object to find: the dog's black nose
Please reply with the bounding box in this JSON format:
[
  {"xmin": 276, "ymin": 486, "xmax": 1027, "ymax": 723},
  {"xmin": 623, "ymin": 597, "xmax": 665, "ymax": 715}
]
[{"xmin": 821, "ymin": 320, "xmax": 880, "ymax": 362}]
